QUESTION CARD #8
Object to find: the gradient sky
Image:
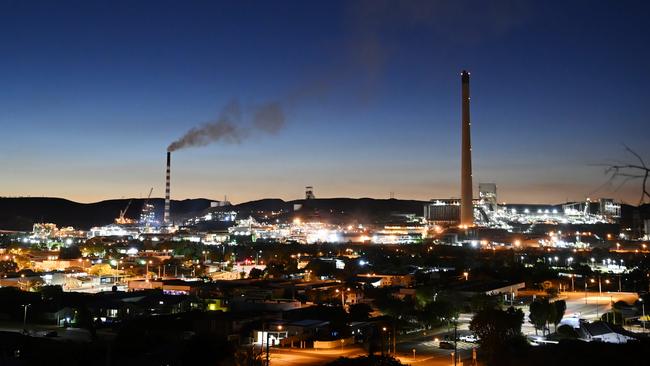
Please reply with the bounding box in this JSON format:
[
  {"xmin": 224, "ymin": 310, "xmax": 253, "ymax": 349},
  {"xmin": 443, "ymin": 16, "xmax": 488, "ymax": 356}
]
[{"xmin": 1, "ymin": 0, "xmax": 649, "ymax": 204}]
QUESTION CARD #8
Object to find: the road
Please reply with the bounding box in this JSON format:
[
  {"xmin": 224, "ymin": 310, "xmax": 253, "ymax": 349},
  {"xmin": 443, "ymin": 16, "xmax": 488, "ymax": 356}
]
[
  {"xmin": 271, "ymin": 346, "xmax": 367, "ymax": 366},
  {"xmin": 393, "ymin": 322, "xmax": 477, "ymax": 366},
  {"xmin": 0, "ymin": 321, "xmax": 94, "ymax": 342},
  {"xmin": 271, "ymin": 343, "xmax": 476, "ymax": 366}
]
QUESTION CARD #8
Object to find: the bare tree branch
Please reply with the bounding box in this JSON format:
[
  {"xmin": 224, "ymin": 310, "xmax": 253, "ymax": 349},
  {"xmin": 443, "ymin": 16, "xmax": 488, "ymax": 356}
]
[
  {"xmin": 624, "ymin": 144, "xmax": 647, "ymax": 169},
  {"xmin": 602, "ymin": 146, "xmax": 650, "ymax": 205}
]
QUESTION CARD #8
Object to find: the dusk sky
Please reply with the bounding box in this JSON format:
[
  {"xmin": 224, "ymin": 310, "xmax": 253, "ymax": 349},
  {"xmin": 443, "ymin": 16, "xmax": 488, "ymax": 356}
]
[{"xmin": 1, "ymin": 0, "xmax": 649, "ymax": 204}]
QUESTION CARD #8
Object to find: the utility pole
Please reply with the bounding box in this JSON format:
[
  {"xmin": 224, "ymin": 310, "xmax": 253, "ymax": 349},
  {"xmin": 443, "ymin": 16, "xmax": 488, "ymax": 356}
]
[
  {"xmin": 393, "ymin": 322, "xmax": 396, "ymax": 357},
  {"xmin": 597, "ymin": 277, "xmax": 602, "ymax": 319},
  {"xmin": 266, "ymin": 331, "xmax": 270, "ymax": 366},
  {"xmin": 454, "ymin": 318, "xmax": 458, "ymax": 366}
]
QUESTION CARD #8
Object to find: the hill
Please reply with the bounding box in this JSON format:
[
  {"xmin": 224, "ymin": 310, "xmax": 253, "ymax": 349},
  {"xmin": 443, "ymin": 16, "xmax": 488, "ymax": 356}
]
[
  {"xmin": 0, "ymin": 197, "xmax": 429, "ymax": 231},
  {"xmin": 0, "ymin": 197, "xmax": 213, "ymax": 231}
]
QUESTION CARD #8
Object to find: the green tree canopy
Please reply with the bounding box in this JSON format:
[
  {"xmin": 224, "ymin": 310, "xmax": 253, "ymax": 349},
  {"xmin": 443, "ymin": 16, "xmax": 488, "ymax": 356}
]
[
  {"xmin": 470, "ymin": 307, "xmax": 526, "ymax": 365},
  {"xmin": 529, "ymin": 298, "xmax": 550, "ymax": 335}
]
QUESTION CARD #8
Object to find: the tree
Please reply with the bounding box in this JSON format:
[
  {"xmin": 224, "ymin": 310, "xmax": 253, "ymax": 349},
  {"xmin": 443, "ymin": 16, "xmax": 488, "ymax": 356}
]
[
  {"xmin": 469, "ymin": 307, "xmax": 525, "ymax": 365},
  {"xmin": 249, "ymin": 267, "xmax": 265, "ymax": 279},
  {"xmin": 373, "ymin": 290, "xmax": 405, "ymax": 317},
  {"xmin": 544, "ymin": 287, "xmax": 559, "ymax": 298},
  {"xmin": 59, "ymin": 245, "xmax": 82, "ymax": 259},
  {"xmin": 349, "ymin": 303, "xmax": 372, "ymax": 322},
  {"xmin": 549, "ymin": 300, "xmax": 566, "ymax": 332},
  {"xmin": 603, "ymin": 145, "xmax": 650, "ymax": 204},
  {"xmin": 305, "ymin": 259, "xmax": 337, "ymax": 278},
  {"xmin": 470, "ymin": 293, "xmax": 501, "ymax": 312},
  {"xmin": 38, "ymin": 285, "xmax": 63, "ymax": 299},
  {"xmin": 529, "ymin": 298, "xmax": 550, "ymax": 335},
  {"xmin": 419, "ymin": 299, "xmax": 458, "ymax": 328},
  {"xmin": 0, "ymin": 260, "xmax": 17, "ymax": 274}
]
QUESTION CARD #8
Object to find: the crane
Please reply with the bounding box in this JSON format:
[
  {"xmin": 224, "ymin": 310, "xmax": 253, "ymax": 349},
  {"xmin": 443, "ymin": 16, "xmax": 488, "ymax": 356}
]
[
  {"xmin": 115, "ymin": 199, "xmax": 135, "ymax": 225},
  {"xmin": 140, "ymin": 187, "xmax": 155, "ymax": 226},
  {"xmin": 144, "ymin": 187, "xmax": 153, "ymax": 205}
]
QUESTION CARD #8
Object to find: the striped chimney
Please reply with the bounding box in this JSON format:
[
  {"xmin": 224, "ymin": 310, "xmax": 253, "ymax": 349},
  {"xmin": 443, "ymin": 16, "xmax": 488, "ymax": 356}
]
[{"xmin": 164, "ymin": 151, "xmax": 171, "ymax": 224}]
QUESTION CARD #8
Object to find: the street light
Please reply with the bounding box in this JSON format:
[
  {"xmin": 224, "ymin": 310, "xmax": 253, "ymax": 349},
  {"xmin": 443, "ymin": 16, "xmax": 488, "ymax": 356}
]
[
  {"xmin": 118, "ymin": 260, "xmax": 123, "ymax": 282},
  {"xmin": 463, "ymin": 272, "xmax": 469, "ymax": 281},
  {"xmin": 145, "ymin": 260, "xmax": 152, "ymax": 281},
  {"xmin": 22, "ymin": 304, "xmax": 31, "ymax": 333},
  {"xmin": 640, "ymin": 299, "xmax": 646, "ymax": 332},
  {"xmin": 336, "ymin": 288, "xmax": 346, "ymax": 308}
]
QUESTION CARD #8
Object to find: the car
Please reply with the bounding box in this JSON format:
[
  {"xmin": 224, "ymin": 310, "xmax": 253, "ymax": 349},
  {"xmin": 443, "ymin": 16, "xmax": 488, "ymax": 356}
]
[
  {"xmin": 439, "ymin": 341, "xmax": 455, "ymax": 349},
  {"xmin": 459, "ymin": 334, "xmax": 479, "ymax": 343}
]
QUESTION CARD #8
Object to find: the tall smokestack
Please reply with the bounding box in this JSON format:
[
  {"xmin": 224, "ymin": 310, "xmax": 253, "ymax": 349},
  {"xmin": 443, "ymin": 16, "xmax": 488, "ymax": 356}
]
[
  {"xmin": 164, "ymin": 151, "xmax": 171, "ymax": 225},
  {"xmin": 460, "ymin": 70, "xmax": 474, "ymax": 226}
]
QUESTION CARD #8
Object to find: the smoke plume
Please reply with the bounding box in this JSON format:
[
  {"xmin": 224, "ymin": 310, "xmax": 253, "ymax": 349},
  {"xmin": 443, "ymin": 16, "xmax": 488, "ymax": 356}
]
[
  {"xmin": 168, "ymin": 100, "xmax": 285, "ymax": 152},
  {"xmin": 253, "ymin": 102, "xmax": 285, "ymax": 134}
]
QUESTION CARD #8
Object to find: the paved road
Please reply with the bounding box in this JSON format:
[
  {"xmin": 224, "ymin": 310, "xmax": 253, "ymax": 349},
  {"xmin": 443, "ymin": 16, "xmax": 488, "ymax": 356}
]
[
  {"xmin": 395, "ymin": 331, "xmax": 476, "ymax": 366},
  {"xmin": 271, "ymin": 346, "xmax": 367, "ymax": 366},
  {"xmin": 0, "ymin": 322, "xmax": 94, "ymax": 342}
]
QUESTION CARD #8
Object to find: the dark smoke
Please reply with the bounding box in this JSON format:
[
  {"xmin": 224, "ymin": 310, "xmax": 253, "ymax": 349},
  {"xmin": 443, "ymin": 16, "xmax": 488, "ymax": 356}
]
[
  {"xmin": 253, "ymin": 102, "xmax": 285, "ymax": 134},
  {"xmin": 167, "ymin": 100, "xmax": 285, "ymax": 152}
]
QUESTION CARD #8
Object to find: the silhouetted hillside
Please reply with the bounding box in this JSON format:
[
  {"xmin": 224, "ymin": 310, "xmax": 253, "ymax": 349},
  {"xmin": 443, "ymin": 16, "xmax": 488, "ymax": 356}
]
[
  {"xmin": 0, "ymin": 197, "xmax": 429, "ymax": 231},
  {"xmin": 224, "ymin": 197, "xmax": 428, "ymax": 224},
  {"xmin": 3, "ymin": 197, "xmax": 646, "ymax": 232},
  {"xmin": 0, "ymin": 197, "xmax": 213, "ymax": 231}
]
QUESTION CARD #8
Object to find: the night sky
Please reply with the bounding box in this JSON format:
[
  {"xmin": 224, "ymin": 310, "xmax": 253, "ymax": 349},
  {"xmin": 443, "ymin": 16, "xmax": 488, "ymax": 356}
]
[{"xmin": 1, "ymin": 0, "xmax": 649, "ymax": 204}]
